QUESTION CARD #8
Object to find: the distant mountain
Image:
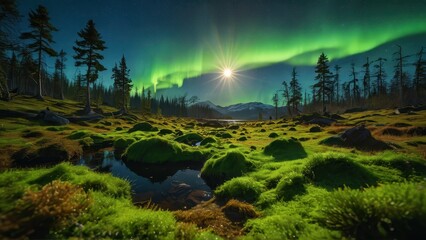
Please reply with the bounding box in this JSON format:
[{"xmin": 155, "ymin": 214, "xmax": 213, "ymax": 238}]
[{"xmin": 195, "ymin": 101, "xmax": 282, "ymax": 120}]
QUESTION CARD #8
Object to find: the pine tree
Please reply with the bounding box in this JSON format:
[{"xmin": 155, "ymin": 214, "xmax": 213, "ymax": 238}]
[
  {"xmin": 20, "ymin": 5, "xmax": 57, "ymax": 99},
  {"xmin": 413, "ymin": 47, "xmax": 426, "ymax": 100},
  {"xmin": 314, "ymin": 53, "xmax": 333, "ymax": 114},
  {"xmin": 272, "ymin": 92, "xmax": 279, "ymax": 120},
  {"xmin": 112, "ymin": 55, "xmax": 132, "ymax": 112},
  {"xmin": 282, "ymin": 80, "xmax": 291, "ymax": 116},
  {"xmin": 289, "ymin": 67, "xmax": 302, "ymax": 114},
  {"xmin": 349, "ymin": 63, "xmax": 360, "ymax": 106},
  {"xmin": 73, "ymin": 20, "xmax": 106, "ymax": 114},
  {"xmin": 362, "ymin": 57, "xmax": 371, "ymax": 99},
  {"xmin": 57, "ymin": 50, "xmax": 66, "ymax": 99}
]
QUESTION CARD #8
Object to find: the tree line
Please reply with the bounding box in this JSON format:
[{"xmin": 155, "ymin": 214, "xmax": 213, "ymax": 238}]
[
  {"xmin": 0, "ymin": 2, "xmax": 217, "ymax": 118},
  {"xmin": 274, "ymin": 47, "xmax": 426, "ymax": 117}
]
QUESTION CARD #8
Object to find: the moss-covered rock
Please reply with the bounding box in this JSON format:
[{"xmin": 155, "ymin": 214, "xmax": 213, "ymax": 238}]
[
  {"xmin": 263, "ymin": 139, "xmax": 307, "ymax": 160},
  {"xmin": 201, "ymin": 151, "xmax": 255, "ymax": 186},
  {"xmin": 175, "ymin": 133, "xmax": 203, "ymax": 146},
  {"xmin": 113, "ymin": 138, "xmax": 135, "ymax": 151},
  {"xmin": 216, "ymin": 132, "xmax": 233, "ymax": 138},
  {"xmin": 276, "ymin": 172, "xmax": 306, "ymax": 201},
  {"xmin": 158, "ymin": 128, "xmax": 174, "ymax": 136},
  {"xmin": 215, "ymin": 177, "xmax": 265, "ymax": 202},
  {"xmin": 303, "ymin": 153, "xmax": 378, "ymax": 190},
  {"xmin": 268, "ymin": 132, "xmax": 279, "ymax": 138},
  {"xmin": 128, "ymin": 122, "xmax": 158, "ymax": 133},
  {"xmin": 200, "ymin": 137, "xmax": 216, "ymax": 146},
  {"xmin": 123, "ymin": 137, "xmax": 206, "ymax": 164}
]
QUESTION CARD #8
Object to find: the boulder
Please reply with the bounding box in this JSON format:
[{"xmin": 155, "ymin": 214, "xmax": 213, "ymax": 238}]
[
  {"xmin": 309, "ymin": 126, "xmax": 322, "ymax": 132},
  {"xmin": 307, "ymin": 117, "xmax": 336, "ymax": 126},
  {"xmin": 36, "ymin": 109, "xmax": 69, "ymax": 125},
  {"xmin": 320, "ymin": 126, "xmax": 392, "ymax": 151}
]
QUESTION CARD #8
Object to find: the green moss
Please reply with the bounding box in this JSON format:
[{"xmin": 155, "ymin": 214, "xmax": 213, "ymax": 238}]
[
  {"xmin": 158, "ymin": 128, "xmax": 174, "ymax": 136},
  {"xmin": 200, "ymin": 137, "xmax": 216, "ymax": 146},
  {"xmin": 268, "ymin": 132, "xmax": 279, "ymax": 138},
  {"xmin": 113, "ymin": 138, "xmax": 135, "ymax": 150},
  {"xmin": 128, "ymin": 122, "xmax": 158, "ymax": 133},
  {"xmin": 276, "ymin": 172, "xmax": 306, "ymax": 201},
  {"xmin": 215, "ymin": 177, "xmax": 265, "ymax": 203},
  {"xmin": 175, "ymin": 133, "xmax": 203, "ymax": 145},
  {"xmin": 68, "ymin": 130, "xmax": 92, "ymax": 140},
  {"xmin": 124, "ymin": 137, "xmax": 205, "ymax": 163},
  {"xmin": 303, "ymin": 153, "xmax": 378, "ymax": 190},
  {"xmin": 319, "ymin": 182, "xmax": 426, "ymax": 239},
  {"xmin": 264, "ymin": 139, "xmax": 307, "ymax": 160},
  {"xmin": 245, "ymin": 214, "xmax": 306, "ymax": 240},
  {"xmin": 201, "ymin": 151, "xmax": 255, "ymax": 185},
  {"xmin": 216, "ymin": 132, "xmax": 232, "ymax": 138},
  {"xmin": 238, "ymin": 136, "xmax": 247, "ymax": 141}
]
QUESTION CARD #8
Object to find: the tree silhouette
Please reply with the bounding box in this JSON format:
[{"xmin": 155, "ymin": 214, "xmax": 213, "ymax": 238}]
[
  {"xmin": 282, "ymin": 80, "xmax": 291, "ymax": 116},
  {"xmin": 73, "ymin": 20, "xmax": 107, "ymax": 114},
  {"xmin": 333, "ymin": 65, "xmax": 341, "ymax": 103},
  {"xmin": 289, "ymin": 67, "xmax": 302, "ymax": 114},
  {"xmin": 413, "ymin": 47, "xmax": 426, "ymax": 100},
  {"xmin": 20, "ymin": 5, "xmax": 58, "ymax": 99},
  {"xmin": 112, "ymin": 55, "xmax": 132, "ymax": 112},
  {"xmin": 57, "ymin": 50, "xmax": 66, "ymax": 100},
  {"xmin": 362, "ymin": 57, "xmax": 371, "ymax": 99},
  {"xmin": 314, "ymin": 53, "xmax": 333, "ymax": 114},
  {"xmin": 373, "ymin": 57, "xmax": 387, "ymax": 96},
  {"xmin": 272, "ymin": 92, "xmax": 279, "ymax": 120}
]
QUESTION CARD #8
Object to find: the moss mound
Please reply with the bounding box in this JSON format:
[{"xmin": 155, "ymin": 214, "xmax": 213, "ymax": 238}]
[
  {"xmin": 201, "ymin": 151, "xmax": 255, "ymax": 186},
  {"xmin": 276, "ymin": 172, "xmax": 306, "ymax": 201},
  {"xmin": 221, "ymin": 199, "xmax": 259, "ymax": 223},
  {"xmin": 158, "ymin": 128, "xmax": 173, "ymax": 136},
  {"xmin": 200, "ymin": 137, "xmax": 216, "ymax": 146},
  {"xmin": 215, "ymin": 177, "xmax": 265, "ymax": 203},
  {"xmin": 216, "ymin": 132, "xmax": 233, "ymax": 138},
  {"xmin": 174, "ymin": 133, "xmax": 203, "ymax": 146},
  {"xmin": 124, "ymin": 137, "xmax": 205, "ymax": 164},
  {"xmin": 128, "ymin": 122, "xmax": 158, "ymax": 133},
  {"xmin": 303, "ymin": 153, "xmax": 378, "ymax": 189},
  {"xmin": 268, "ymin": 132, "xmax": 279, "ymax": 138},
  {"xmin": 113, "ymin": 138, "xmax": 135, "ymax": 151},
  {"xmin": 263, "ymin": 139, "xmax": 307, "ymax": 160}
]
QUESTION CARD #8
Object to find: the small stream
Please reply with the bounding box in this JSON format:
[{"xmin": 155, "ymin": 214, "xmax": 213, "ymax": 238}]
[{"xmin": 77, "ymin": 150, "xmax": 212, "ymax": 210}]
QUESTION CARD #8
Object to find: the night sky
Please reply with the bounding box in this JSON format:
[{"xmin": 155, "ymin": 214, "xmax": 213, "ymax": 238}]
[{"xmin": 17, "ymin": 0, "xmax": 426, "ymax": 106}]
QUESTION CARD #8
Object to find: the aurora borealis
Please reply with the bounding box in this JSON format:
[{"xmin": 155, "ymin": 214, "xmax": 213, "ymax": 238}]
[{"xmin": 17, "ymin": 0, "xmax": 426, "ymax": 106}]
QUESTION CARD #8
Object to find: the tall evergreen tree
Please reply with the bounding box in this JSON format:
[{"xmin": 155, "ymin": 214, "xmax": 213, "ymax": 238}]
[
  {"xmin": 349, "ymin": 63, "xmax": 360, "ymax": 105},
  {"xmin": 272, "ymin": 92, "xmax": 279, "ymax": 120},
  {"xmin": 333, "ymin": 65, "xmax": 341, "ymax": 103},
  {"xmin": 362, "ymin": 57, "xmax": 371, "ymax": 99},
  {"xmin": 73, "ymin": 20, "xmax": 106, "ymax": 114},
  {"xmin": 282, "ymin": 80, "xmax": 291, "ymax": 116},
  {"xmin": 413, "ymin": 47, "xmax": 426, "ymax": 100},
  {"xmin": 57, "ymin": 50, "xmax": 66, "ymax": 99},
  {"xmin": 314, "ymin": 53, "xmax": 333, "ymax": 114},
  {"xmin": 289, "ymin": 67, "xmax": 302, "ymax": 114},
  {"xmin": 112, "ymin": 55, "xmax": 132, "ymax": 112},
  {"xmin": 20, "ymin": 5, "xmax": 57, "ymax": 99}
]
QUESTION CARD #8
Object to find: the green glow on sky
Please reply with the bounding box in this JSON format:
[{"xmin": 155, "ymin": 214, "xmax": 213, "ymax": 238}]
[{"xmin": 131, "ymin": 6, "xmax": 426, "ymax": 96}]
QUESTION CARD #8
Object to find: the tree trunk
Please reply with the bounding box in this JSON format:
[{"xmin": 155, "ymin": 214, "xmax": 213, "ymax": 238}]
[{"xmin": 37, "ymin": 40, "xmax": 43, "ymax": 100}]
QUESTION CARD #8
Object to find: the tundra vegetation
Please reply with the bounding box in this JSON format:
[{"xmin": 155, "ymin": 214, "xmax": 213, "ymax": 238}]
[{"xmin": 1, "ymin": 96, "xmax": 425, "ymax": 239}]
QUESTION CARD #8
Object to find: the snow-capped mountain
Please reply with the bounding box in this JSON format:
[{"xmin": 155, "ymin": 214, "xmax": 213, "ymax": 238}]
[{"xmin": 195, "ymin": 101, "xmax": 279, "ymax": 120}]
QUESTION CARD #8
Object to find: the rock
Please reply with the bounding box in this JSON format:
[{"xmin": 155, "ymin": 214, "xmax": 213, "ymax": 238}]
[
  {"xmin": 289, "ymin": 127, "xmax": 296, "ymax": 131},
  {"xmin": 320, "ymin": 126, "xmax": 392, "ymax": 151},
  {"xmin": 407, "ymin": 127, "xmax": 426, "ymax": 136},
  {"xmin": 200, "ymin": 121, "xmax": 223, "ymax": 128},
  {"xmin": 36, "ymin": 109, "xmax": 69, "ymax": 125},
  {"xmin": 228, "ymin": 125, "xmax": 240, "ymax": 130},
  {"xmin": 330, "ymin": 114, "xmax": 345, "ymax": 120},
  {"xmin": 397, "ymin": 106, "xmax": 416, "ymax": 114},
  {"xmin": 128, "ymin": 122, "xmax": 158, "ymax": 132},
  {"xmin": 307, "ymin": 117, "xmax": 336, "ymax": 126},
  {"xmin": 309, "ymin": 126, "xmax": 321, "ymax": 132},
  {"xmin": 268, "ymin": 132, "xmax": 279, "ymax": 138}
]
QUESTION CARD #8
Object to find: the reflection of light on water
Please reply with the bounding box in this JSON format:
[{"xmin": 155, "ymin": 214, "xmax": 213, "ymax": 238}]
[{"xmin": 78, "ymin": 150, "xmax": 212, "ymax": 210}]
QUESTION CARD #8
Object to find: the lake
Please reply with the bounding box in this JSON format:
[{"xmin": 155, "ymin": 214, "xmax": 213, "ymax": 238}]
[{"xmin": 78, "ymin": 149, "xmax": 212, "ymax": 210}]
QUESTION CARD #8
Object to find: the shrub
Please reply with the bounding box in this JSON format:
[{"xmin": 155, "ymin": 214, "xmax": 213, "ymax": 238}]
[
  {"xmin": 215, "ymin": 177, "xmax": 265, "ymax": 202},
  {"xmin": 319, "ymin": 182, "xmax": 426, "ymax": 239},
  {"xmin": 221, "ymin": 199, "xmax": 259, "ymax": 222},
  {"xmin": 303, "ymin": 153, "xmax": 377, "ymax": 189},
  {"xmin": 264, "ymin": 139, "xmax": 307, "ymax": 160},
  {"xmin": 276, "ymin": 172, "xmax": 306, "ymax": 201}
]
